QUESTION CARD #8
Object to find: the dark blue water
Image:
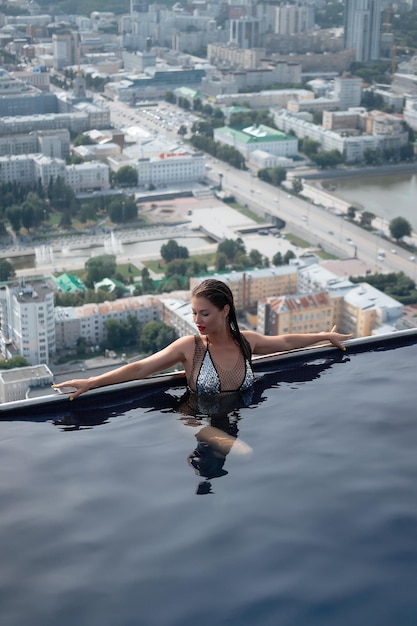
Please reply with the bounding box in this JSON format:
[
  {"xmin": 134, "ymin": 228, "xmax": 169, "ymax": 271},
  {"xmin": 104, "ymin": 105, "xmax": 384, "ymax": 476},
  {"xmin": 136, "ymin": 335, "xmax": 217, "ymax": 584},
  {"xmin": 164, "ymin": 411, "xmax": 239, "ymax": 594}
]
[{"xmin": 1, "ymin": 341, "xmax": 417, "ymax": 626}]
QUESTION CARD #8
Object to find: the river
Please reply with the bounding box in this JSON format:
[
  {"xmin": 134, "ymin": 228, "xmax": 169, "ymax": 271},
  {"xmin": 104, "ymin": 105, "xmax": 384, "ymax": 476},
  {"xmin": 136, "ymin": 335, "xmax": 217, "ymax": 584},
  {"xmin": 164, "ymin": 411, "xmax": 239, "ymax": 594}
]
[{"xmin": 325, "ymin": 171, "xmax": 417, "ymax": 231}]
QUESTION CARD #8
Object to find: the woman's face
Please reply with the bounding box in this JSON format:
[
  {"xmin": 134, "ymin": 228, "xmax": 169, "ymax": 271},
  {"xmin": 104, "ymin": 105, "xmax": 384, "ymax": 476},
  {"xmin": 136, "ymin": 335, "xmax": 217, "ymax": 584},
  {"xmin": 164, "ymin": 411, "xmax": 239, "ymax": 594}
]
[{"xmin": 191, "ymin": 296, "xmax": 229, "ymax": 335}]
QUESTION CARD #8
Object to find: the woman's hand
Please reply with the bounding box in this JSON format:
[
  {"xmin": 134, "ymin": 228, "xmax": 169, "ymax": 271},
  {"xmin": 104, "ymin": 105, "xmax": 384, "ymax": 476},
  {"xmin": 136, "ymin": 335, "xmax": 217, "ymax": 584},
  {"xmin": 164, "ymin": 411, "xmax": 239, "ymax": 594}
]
[
  {"xmin": 324, "ymin": 331, "xmax": 351, "ymax": 350},
  {"xmin": 52, "ymin": 378, "xmax": 94, "ymax": 400}
]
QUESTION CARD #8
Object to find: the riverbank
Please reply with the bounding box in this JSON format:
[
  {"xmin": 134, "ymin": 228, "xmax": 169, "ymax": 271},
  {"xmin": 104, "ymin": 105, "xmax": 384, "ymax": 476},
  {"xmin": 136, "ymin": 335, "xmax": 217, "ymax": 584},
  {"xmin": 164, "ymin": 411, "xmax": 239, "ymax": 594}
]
[{"xmin": 301, "ymin": 161, "xmax": 417, "ymax": 181}]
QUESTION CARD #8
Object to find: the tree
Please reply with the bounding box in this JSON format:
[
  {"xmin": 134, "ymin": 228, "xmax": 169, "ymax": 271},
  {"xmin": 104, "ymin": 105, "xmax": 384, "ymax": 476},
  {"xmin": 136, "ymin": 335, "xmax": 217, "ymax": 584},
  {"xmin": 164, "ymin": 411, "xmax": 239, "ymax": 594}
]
[
  {"xmin": 347, "ymin": 206, "xmax": 356, "ymax": 220},
  {"xmin": 74, "ymin": 133, "xmax": 96, "ymax": 147},
  {"xmin": 360, "ymin": 211, "xmax": 375, "ymax": 229},
  {"xmin": 160, "ymin": 240, "xmax": 189, "ymax": 263},
  {"xmin": 272, "ymin": 251, "xmax": 283, "ymax": 266},
  {"xmin": 0, "ymin": 355, "xmax": 29, "ymax": 369},
  {"xmin": 5, "ymin": 205, "xmax": 21, "ymax": 233},
  {"xmin": 140, "ymin": 321, "xmax": 177, "ymax": 355},
  {"xmin": 109, "ymin": 196, "xmax": 137, "ymax": 223},
  {"xmin": 141, "ymin": 267, "xmax": 154, "ymax": 293},
  {"xmin": 76, "ymin": 337, "xmax": 88, "ymax": 357},
  {"xmin": 283, "ymin": 250, "xmax": 296, "ymax": 264},
  {"xmin": 178, "ymin": 125, "xmax": 187, "ymax": 137},
  {"xmin": 217, "ymin": 238, "xmax": 246, "ymax": 263},
  {"xmin": 258, "ymin": 166, "xmax": 286, "ymax": 186},
  {"xmin": 0, "ymin": 258, "xmax": 15, "ymax": 281},
  {"xmin": 104, "ymin": 319, "xmax": 125, "ymax": 350},
  {"xmin": 292, "ymin": 178, "xmax": 303, "ymax": 194},
  {"xmin": 389, "ymin": 216, "xmax": 412, "ymax": 241},
  {"xmin": 114, "ymin": 166, "xmax": 138, "ymax": 188},
  {"xmin": 85, "ymin": 254, "xmax": 117, "ymax": 287},
  {"xmin": 311, "ymin": 150, "xmax": 343, "ymax": 168},
  {"xmin": 248, "ymin": 249, "xmax": 263, "ymax": 266}
]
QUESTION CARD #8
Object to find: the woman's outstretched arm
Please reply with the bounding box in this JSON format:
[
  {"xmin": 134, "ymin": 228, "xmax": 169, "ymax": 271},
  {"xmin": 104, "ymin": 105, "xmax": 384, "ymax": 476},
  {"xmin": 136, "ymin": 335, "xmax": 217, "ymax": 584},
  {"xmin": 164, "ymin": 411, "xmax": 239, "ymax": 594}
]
[
  {"xmin": 53, "ymin": 335, "xmax": 192, "ymax": 399},
  {"xmin": 243, "ymin": 329, "xmax": 352, "ymax": 356}
]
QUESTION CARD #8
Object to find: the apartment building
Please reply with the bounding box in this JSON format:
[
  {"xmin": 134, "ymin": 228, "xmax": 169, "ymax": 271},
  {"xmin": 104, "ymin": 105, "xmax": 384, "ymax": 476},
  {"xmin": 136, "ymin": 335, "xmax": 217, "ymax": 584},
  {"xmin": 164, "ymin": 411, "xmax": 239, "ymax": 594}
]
[
  {"xmin": 0, "ymin": 279, "xmax": 56, "ymax": 365},
  {"xmin": 55, "ymin": 296, "xmax": 160, "ymax": 351},
  {"xmin": 190, "ymin": 267, "xmax": 299, "ymax": 310},
  {"xmin": 256, "ymin": 291, "xmax": 334, "ymax": 335},
  {"xmin": 342, "ymin": 283, "xmax": 403, "ymax": 337}
]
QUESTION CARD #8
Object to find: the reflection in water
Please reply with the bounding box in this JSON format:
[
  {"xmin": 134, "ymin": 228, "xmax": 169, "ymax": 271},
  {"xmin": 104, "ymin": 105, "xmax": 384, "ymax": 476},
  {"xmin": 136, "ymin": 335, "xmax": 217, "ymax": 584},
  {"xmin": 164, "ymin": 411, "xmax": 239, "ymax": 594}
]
[
  {"xmin": 45, "ymin": 353, "xmax": 349, "ymax": 494},
  {"xmin": 6, "ymin": 353, "xmax": 350, "ymax": 494}
]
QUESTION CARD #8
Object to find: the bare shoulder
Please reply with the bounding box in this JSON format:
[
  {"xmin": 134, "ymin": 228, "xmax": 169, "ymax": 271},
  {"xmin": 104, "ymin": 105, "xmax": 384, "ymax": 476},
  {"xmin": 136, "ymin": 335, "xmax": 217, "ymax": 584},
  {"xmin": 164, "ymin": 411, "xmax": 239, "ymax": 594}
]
[{"xmin": 169, "ymin": 334, "xmax": 197, "ymax": 360}]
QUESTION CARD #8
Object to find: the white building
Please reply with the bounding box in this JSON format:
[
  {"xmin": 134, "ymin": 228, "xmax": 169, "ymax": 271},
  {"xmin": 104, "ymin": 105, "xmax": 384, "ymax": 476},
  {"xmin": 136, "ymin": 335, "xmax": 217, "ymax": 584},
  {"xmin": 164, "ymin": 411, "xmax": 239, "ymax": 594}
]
[
  {"xmin": 403, "ymin": 96, "xmax": 417, "ymax": 131},
  {"xmin": 0, "ymin": 279, "xmax": 56, "ymax": 365},
  {"xmin": 136, "ymin": 151, "xmax": 206, "ymax": 186},
  {"xmin": 213, "ymin": 124, "xmax": 298, "ymax": 160},
  {"xmin": 65, "ymin": 162, "xmax": 110, "ymax": 193},
  {"xmin": 33, "ymin": 154, "xmax": 66, "ymax": 186},
  {"xmin": 275, "ymin": 3, "xmax": 315, "ymax": 35},
  {"xmin": 333, "ymin": 74, "xmax": 362, "ymax": 109},
  {"xmin": 0, "ymin": 364, "xmax": 53, "ymax": 404}
]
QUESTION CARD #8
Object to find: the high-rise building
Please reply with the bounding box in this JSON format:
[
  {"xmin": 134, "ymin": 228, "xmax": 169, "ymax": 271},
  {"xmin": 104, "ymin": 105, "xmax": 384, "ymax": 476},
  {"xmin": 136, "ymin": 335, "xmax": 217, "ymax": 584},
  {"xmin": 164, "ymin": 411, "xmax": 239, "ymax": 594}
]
[
  {"xmin": 52, "ymin": 31, "xmax": 80, "ymax": 70},
  {"xmin": 344, "ymin": 0, "xmax": 382, "ymax": 62},
  {"xmin": 0, "ymin": 279, "xmax": 56, "ymax": 365}
]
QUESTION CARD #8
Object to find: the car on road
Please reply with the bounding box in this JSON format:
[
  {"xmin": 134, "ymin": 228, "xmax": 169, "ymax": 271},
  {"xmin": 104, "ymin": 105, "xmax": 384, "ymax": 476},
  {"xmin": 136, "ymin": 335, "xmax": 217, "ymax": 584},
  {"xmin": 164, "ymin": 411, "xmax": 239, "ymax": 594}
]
[
  {"xmin": 391, "ymin": 249, "xmax": 397, "ymax": 254},
  {"xmin": 302, "ymin": 215, "xmax": 308, "ymax": 221},
  {"xmin": 328, "ymin": 230, "xmax": 334, "ymax": 235},
  {"xmin": 409, "ymin": 255, "xmax": 416, "ymax": 262}
]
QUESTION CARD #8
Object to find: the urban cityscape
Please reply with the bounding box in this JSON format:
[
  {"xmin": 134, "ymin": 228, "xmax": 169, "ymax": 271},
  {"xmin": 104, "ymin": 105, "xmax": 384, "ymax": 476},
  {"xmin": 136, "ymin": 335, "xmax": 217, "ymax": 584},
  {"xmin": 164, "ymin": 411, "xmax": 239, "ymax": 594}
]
[
  {"xmin": 0, "ymin": 0, "xmax": 417, "ymax": 402},
  {"xmin": 3, "ymin": 2, "xmax": 417, "ymax": 624}
]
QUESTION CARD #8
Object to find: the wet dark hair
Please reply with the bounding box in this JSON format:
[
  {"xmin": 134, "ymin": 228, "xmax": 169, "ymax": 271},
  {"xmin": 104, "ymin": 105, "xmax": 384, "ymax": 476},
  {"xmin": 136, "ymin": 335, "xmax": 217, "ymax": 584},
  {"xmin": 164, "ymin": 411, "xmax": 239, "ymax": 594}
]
[{"xmin": 191, "ymin": 279, "xmax": 251, "ymax": 361}]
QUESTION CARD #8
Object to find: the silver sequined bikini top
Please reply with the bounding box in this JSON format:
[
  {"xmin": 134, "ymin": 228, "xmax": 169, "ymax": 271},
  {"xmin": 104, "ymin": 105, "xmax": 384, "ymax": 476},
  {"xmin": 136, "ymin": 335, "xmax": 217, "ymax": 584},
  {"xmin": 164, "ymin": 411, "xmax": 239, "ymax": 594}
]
[{"xmin": 188, "ymin": 334, "xmax": 254, "ymax": 395}]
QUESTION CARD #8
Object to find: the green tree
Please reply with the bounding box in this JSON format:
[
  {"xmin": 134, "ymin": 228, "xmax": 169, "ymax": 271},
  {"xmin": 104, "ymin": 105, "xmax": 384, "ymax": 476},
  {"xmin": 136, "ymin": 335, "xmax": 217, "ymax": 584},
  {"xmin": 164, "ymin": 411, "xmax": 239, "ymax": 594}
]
[
  {"xmin": 272, "ymin": 251, "xmax": 283, "ymax": 266},
  {"xmin": 160, "ymin": 240, "xmax": 189, "ymax": 263},
  {"xmin": 217, "ymin": 238, "xmax": 246, "ymax": 263},
  {"xmin": 0, "ymin": 355, "xmax": 30, "ymax": 369},
  {"xmin": 109, "ymin": 196, "xmax": 137, "ymax": 223},
  {"xmin": 258, "ymin": 166, "xmax": 287, "ymax": 186},
  {"xmin": 76, "ymin": 337, "xmax": 88, "ymax": 357},
  {"xmin": 104, "ymin": 318, "xmax": 125, "ymax": 350},
  {"xmin": 360, "ymin": 211, "xmax": 375, "ymax": 229},
  {"xmin": 389, "ymin": 216, "xmax": 412, "ymax": 241},
  {"xmin": 248, "ymin": 249, "xmax": 264, "ymax": 266},
  {"xmin": 283, "ymin": 250, "xmax": 296, "ymax": 264},
  {"xmin": 85, "ymin": 254, "xmax": 117, "ymax": 287},
  {"xmin": 311, "ymin": 150, "xmax": 343, "ymax": 168},
  {"xmin": 292, "ymin": 178, "xmax": 303, "ymax": 194},
  {"xmin": 114, "ymin": 165, "xmax": 138, "ymax": 187},
  {"xmin": 141, "ymin": 267, "xmax": 155, "ymax": 293},
  {"xmin": 140, "ymin": 321, "xmax": 177, "ymax": 355},
  {"xmin": 0, "ymin": 258, "xmax": 15, "ymax": 281},
  {"xmin": 74, "ymin": 133, "xmax": 96, "ymax": 147},
  {"xmin": 5, "ymin": 205, "xmax": 21, "ymax": 233}
]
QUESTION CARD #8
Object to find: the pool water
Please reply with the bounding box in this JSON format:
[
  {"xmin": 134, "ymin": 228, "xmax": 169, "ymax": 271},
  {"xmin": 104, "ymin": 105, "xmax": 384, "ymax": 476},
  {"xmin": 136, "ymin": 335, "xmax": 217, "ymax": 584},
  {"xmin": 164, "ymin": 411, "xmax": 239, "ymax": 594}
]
[{"xmin": 1, "ymin": 336, "xmax": 417, "ymax": 626}]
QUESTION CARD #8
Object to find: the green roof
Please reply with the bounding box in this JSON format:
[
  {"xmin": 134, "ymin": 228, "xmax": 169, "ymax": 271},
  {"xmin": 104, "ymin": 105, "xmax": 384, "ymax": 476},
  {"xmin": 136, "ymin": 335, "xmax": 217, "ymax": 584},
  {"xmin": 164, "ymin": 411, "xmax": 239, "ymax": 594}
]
[
  {"xmin": 216, "ymin": 124, "xmax": 296, "ymax": 144},
  {"xmin": 174, "ymin": 86, "xmax": 200, "ymax": 99},
  {"xmin": 53, "ymin": 273, "xmax": 87, "ymax": 293}
]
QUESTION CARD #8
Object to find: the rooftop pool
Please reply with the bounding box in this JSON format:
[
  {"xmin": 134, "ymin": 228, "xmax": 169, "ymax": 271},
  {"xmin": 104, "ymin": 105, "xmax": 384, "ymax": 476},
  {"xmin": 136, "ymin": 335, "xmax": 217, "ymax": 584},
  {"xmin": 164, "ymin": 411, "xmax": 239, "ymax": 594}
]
[{"xmin": 1, "ymin": 330, "xmax": 417, "ymax": 626}]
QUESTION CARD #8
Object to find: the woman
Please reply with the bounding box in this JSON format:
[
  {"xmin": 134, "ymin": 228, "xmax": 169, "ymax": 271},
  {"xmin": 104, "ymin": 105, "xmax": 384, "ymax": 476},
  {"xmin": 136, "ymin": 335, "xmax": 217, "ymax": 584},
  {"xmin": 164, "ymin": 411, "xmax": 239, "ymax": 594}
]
[{"xmin": 53, "ymin": 278, "xmax": 351, "ymax": 400}]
